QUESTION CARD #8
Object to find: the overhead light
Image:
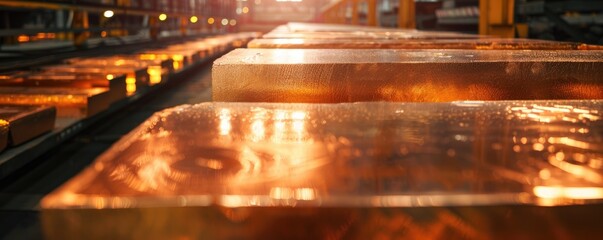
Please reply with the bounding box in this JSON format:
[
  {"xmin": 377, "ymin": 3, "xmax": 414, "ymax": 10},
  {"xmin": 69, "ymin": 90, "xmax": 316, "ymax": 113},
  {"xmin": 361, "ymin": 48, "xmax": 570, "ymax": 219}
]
[
  {"xmin": 103, "ymin": 10, "xmax": 114, "ymax": 18},
  {"xmin": 229, "ymin": 19, "xmax": 237, "ymax": 26},
  {"xmin": 190, "ymin": 16, "xmax": 198, "ymax": 23},
  {"xmin": 221, "ymin": 18, "xmax": 229, "ymax": 26},
  {"xmin": 207, "ymin": 17, "xmax": 215, "ymax": 24},
  {"xmin": 158, "ymin": 13, "xmax": 167, "ymax": 21},
  {"xmin": 242, "ymin": 7, "xmax": 250, "ymax": 14}
]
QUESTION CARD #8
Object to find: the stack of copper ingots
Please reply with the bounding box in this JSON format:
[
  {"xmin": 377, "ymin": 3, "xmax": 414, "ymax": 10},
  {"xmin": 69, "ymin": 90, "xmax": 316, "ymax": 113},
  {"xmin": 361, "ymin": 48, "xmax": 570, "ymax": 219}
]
[
  {"xmin": 0, "ymin": 32, "xmax": 259, "ymax": 155},
  {"xmin": 42, "ymin": 23, "xmax": 603, "ymax": 239}
]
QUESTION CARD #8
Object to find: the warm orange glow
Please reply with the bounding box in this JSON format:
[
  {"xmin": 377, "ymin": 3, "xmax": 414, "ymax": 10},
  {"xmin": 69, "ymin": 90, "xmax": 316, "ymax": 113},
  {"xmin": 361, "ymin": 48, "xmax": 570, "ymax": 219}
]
[
  {"xmin": 17, "ymin": 35, "xmax": 30, "ymax": 43},
  {"xmin": 101, "ymin": 31, "xmax": 108, "ymax": 37},
  {"xmin": 147, "ymin": 66, "xmax": 163, "ymax": 85},
  {"xmin": 534, "ymin": 186, "xmax": 603, "ymax": 200},
  {"xmin": 295, "ymin": 188, "xmax": 317, "ymax": 200},
  {"xmin": 172, "ymin": 55, "xmax": 184, "ymax": 70},
  {"xmin": 270, "ymin": 187, "xmax": 294, "ymax": 200},
  {"xmin": 218, "ymin": 108, "xmax": 232, "ymax": 136},
  {"xmin": 139, "ymin": 54, "xmax": 157, "ymax": 61},
  {"xmin": 126, "ymin": 75, "xmax": 137, "ymax": 94},
  {"xmin": 242, "ymin": 7, "xmax": 249, "ymax": 13},
  {"xmin": 207, "ymin": 17, "xmax": 215, "ymax": 24},
  {"xmin": 105, "ymin": 74, "xmax": 114, "ymax": 80},
  {"xmin": 190, "ymin": 16, "xmax": 199, "ymax": 23}
]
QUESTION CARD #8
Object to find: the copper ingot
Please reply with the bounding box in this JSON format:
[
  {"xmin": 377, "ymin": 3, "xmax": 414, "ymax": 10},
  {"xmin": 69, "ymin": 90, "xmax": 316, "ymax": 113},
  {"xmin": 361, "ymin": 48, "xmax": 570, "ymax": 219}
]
[
  {"xmin": 66, "ymin": 56, "xmax": 172, "ymax": 85},
  {"xmin": 0, "ymin": 71, "xmax": 28, "ymax": 86},
  {"xmin": 248, "ymin": 38, "xmax": 601, "ymax": 50},
  {"xmin": 261, "ymin": 31, "xmax": 488, "ymax": 40},
  {"xmin": 41, "ymin": 101, "xmax": 603, "ymax": 239},
  {"xmin": 25, "ymin": 72, "xmax": 127, "ymax": 103},
  {"xmin": 41, "ymin": 65, "xmax": 149, "ymax": 95},
  {"xmin": 0, "ymin": 105, "xmax": 56, "ymax": 145},
  {"xmin": 0, "ymin": 87, "xmax": 111, "ymax": 118},
  {"xmin": 212, "ymin": 49, "xmax": 603, "ymax": 103},
  {"xmin": 138, "ymin": 50, "xmax": 198, "ymax": 70}
]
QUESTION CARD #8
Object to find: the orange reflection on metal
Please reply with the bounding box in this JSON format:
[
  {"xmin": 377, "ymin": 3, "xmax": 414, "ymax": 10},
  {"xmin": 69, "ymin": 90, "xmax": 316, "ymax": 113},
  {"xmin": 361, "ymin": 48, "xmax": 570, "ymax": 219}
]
[
  {"xmin": 534, "ymin": 186, "xmax": 603, "ymax": 200},
  {"xmin": 147, "ymin": 66, "xmax": 162, "ymax": 85},
  {"xmin": 218, "ymin": 108, "xmax": 232, "ymax": 136},
  {"xmin": 126, "ymin": 75, "xmax": 136, "ymax": 94}
]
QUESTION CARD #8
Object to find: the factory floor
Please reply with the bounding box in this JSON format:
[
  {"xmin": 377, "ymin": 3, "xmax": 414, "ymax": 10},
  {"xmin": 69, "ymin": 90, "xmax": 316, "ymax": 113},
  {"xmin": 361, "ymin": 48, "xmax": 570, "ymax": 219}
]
[{"xmin": 0, "ymin": 63, "xmax": 214, "ymax": 240}]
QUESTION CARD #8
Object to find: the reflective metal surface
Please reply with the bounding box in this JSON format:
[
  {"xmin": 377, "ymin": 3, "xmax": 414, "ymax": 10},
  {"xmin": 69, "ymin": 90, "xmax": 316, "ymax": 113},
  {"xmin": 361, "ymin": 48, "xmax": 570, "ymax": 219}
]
[
  {"xmin": 25, "ymin": 73, "xmax": 127, "ymax": 103},
  {"xmin": 41, "ymin": 101, "xmax": 603, "ymax": 239},
  {"xmin": 41, "ymin": 65, "xmax": 149, "ymax": 95},
  {"xmin": 213, "ymin": 49, "xmax": 603, "ymax": 102},
  {"xmin": 262, "ymin": 31, "xmax": 488, "ymax": 40},
  {"xmin": 43, "ymin": 100, "xmax": 603, "ymax": 208},
  {"xmin": 0, "ymin": 87, "xmax": 111, "ymax": 118},
  {"xmin": 248, "ymin": 38, "xmax": 602, "ymax": 50}
]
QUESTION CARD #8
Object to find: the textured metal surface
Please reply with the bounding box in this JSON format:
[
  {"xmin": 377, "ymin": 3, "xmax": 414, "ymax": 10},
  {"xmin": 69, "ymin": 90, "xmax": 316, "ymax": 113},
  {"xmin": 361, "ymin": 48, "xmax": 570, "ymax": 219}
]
[
  {"xmin": 25, "ymin": 73, "xmax": 127, "ymax": 103},
  {"xmin": 213, "ymin": 48, "xmax": 603, "ymax": 103},
  {"xmin": 40, "ymin": 65, "xmax": 149, "ymax": 95},
  {"xmin": 261, "ymin": 31, "xmax": 488, "ymax": 40},
  {"xmin": 41, "ymin": 100, "xmax": 603, "ymax": 239},
  {"xmin": 248, "ymin": 38, "xmax": 602, "ymax": 50},
  {"xmin": 0, "ymin": 105, "xmax": 56, "ymax": 145},
  {"xmin": 0, "ymin": 87, "xmax": 111, "ymax": 118}
]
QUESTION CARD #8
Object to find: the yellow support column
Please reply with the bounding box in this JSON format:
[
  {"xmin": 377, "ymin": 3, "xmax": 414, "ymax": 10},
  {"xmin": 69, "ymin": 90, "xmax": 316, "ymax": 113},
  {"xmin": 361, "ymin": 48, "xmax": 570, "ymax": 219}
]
[
  {"xmin": 367, "ymin": 0, "xmax": 377, "ymax": 26},
  {"xmin": 479, "ymin": 0, "xmax": 515, "ymax": 37},
  {"xmin": 398, "ymin": 0, "xmax": 415, "ymax": 29}
]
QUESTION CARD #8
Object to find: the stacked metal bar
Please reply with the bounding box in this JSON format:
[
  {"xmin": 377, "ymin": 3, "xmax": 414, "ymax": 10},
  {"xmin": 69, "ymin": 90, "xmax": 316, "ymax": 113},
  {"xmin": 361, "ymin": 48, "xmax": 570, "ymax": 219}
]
[
  {"xmin": 0, "ymin": 105, "xmax": 56, "ymax": 145},
  {"xmin": 0, "ymin": 32, "xmax": 260, "ymax": 156},
  {"xmin": 215, "ymin": 23, "xmax": 603, "ymax": 103},
  {"xmin": 213, "ymin": 48, "xmax": 603, "ymax": 102},
  {"xmin": 0, "ymin": 87, "xmax": 111, "ymax": 118},
  {"xmin": 41, "ymin": 23, "xmax": 603, "ymax": 238}
]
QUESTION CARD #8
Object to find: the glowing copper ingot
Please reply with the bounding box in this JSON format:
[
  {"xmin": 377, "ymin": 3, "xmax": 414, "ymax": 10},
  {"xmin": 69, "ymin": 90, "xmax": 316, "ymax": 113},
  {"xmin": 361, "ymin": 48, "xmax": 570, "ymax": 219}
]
[
  {"xmin": 67, "ymin": 56, "xmax": 173, "ymax": 85},
  {"xmin": 261, "ymin": 31, "xmax": 488, "ymax": 40},
  {"xmin": 213, "ymin": 49, "xmax": 603, "ymax": 103},
  {"xmin": 0, "ymin": 71, "xmax": 28, "ymax": 86},
  {"xmin": 138, "ymin": 51, "xmax": 194, "ymax": 71},
  {"xmin": 41, "ymin": 100, "xmax": 603, "ymax": 239},
  {"xmin": 41, "ymin": 65, "xmax": 149, "ymax": 95},
  {"xmin": 25, "ymin": 73, "xmax": 127, "ymax": 103},
  {"xmin": 248, "ymin": 38, "xmax": 597, "ymax": 50},
  {"xmin": 0, "ymin": 105, "xmax": 56, "ymax": 145},
  {"xmin": 0, "ymin": 87, "xmax": 111, "ymax": 118}
]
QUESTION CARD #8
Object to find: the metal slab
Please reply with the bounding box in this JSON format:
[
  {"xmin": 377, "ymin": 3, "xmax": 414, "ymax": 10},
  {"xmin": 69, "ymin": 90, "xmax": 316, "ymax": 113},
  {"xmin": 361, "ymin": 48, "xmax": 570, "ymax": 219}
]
[
  {"xmin": 0, "ymin": 105, "xmax": 56, "ymax": 146},
  {"xmin": 0, "ymin": 87, "xmax": 111, "ymax": 118},
  {"xmin": 213, "ymin": 48, "xmax": 603, "ymax": 103},
  {"xmin": 40, "ymin": 65, "xmax": 149, "ymax": 95},
  {"xmin": 248, "ymin": 38, "xmax": 603, "ymax": 50},
  {"xmin": 41, "ymin": 100, "xmax": 603, "ymax": 239},
  {"xmin": 25, "ymin": 73, "xmax": 127, "ymax": 103},
  {"xmin": 261, "ymin": 31, "xmax": 489, "ymax": 40}
]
